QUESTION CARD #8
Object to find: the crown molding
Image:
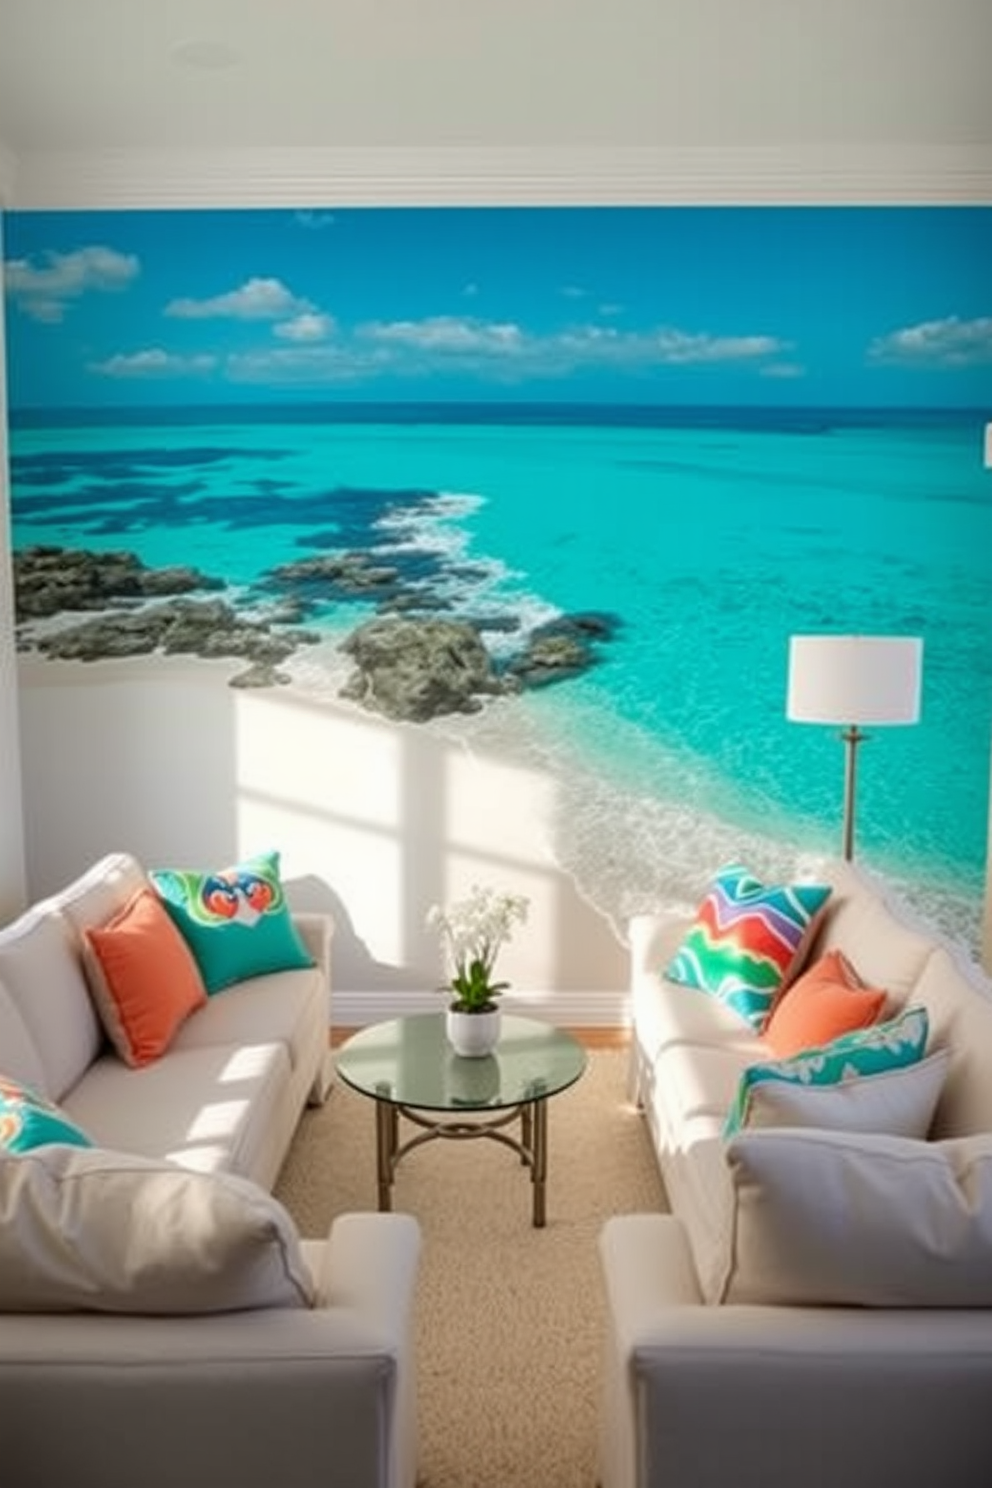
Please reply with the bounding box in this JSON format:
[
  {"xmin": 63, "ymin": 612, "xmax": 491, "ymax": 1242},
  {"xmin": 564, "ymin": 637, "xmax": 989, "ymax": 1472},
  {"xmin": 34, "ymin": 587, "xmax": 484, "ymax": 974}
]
[{"xmin": 5, "ymin": 143, "xmax": 992, "ymax": 210}]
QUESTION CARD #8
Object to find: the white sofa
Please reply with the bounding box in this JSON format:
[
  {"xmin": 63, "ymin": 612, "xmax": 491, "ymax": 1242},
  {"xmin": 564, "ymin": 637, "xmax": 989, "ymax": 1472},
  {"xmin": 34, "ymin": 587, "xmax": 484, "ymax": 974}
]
[
  {"xmin": 600, "ymin": 857, "xmax": 992, "ymax": 1488},
  {"xmin": 0, "ymin": 852, "xmax": 422, "ymax": 1488}
]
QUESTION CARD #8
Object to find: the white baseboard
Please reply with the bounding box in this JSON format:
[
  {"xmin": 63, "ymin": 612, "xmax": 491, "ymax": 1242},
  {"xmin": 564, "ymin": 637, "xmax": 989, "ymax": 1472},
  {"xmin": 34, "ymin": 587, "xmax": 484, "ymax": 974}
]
[{"xmin": 333, "ymin": 988, "xmax": 631, "ymax": 1029}]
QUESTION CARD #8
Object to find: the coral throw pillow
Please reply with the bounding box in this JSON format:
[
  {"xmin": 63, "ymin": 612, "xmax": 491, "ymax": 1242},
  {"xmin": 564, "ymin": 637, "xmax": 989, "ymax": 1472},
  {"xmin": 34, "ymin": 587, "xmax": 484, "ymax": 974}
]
[
  {"xmin": 664, "ymin": 864, "xmax": 832, "ymax": 1033},
  {"xmin": 763, "ymin": 948, "xmax": 888, "ymax": 1059},
  {"xmin": 83, "ymin": 887, "xmax": 208, "ymax": 1068},
  {"xmin": 150, "ymin": 849, "xmax": 314, "ymax": 995}
]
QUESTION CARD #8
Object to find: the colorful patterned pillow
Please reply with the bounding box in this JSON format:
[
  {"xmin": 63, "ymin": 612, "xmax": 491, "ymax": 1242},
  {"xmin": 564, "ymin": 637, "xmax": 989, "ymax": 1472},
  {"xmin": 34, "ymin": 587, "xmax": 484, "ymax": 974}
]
[
  {"xmin": 0, "ymin": 1073, "xmax": 93, "ymax": 1155},
  {"xmin": 150, "ymin": 849, "xmax": 314, "ymax": 996},
  {"xmin": 723, "ymin": 1004, "xmax": 931, "ymax": 1138},
  {"xmin": 664, "ymin": 864, "xmax": 832, "ymax": 1032}
]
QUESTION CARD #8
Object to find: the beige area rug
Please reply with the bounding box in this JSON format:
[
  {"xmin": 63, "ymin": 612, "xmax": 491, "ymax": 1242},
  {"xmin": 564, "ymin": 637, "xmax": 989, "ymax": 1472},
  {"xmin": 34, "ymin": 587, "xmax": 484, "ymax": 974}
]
[{"xmin": 274, "ymin": 1047, "xmax": 667, "ymax": 1488}]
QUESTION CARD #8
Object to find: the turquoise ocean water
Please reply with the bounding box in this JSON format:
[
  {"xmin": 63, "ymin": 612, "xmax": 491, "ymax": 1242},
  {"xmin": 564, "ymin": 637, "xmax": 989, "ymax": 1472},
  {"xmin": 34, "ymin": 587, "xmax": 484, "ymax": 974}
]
[{"xmin": 9, "ymin": 404, "xmax": 992, "ymax": 950}]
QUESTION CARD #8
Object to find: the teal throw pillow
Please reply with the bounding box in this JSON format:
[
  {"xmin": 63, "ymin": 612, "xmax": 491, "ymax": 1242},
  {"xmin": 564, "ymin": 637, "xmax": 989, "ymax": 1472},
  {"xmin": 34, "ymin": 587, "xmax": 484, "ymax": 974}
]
[
  {"xmin": 665, "ymin": 864, "xmax": 832, "ymax": 1033},
  {"xmin": 0, "ymin": 1073, "xmax": 93, "ymax": 1154},
  {"xmin": 723, "ymin": 1004, "xmax": 930, "ymax": 1139},
  {"xmin": 151, "ymin": 849, "xmax": 314, "ymax": 996}
]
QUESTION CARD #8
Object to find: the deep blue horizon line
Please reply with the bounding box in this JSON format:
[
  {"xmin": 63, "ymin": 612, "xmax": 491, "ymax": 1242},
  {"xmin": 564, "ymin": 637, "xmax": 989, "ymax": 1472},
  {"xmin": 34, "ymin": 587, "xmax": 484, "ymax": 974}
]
[{"xmin": 8, "ymin": 399, "xmax": 990, "ymax": 434}]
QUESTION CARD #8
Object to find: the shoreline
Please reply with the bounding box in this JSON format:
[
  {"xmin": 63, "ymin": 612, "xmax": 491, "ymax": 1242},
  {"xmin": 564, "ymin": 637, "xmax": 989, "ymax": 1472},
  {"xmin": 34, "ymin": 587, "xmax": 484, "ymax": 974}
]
[{"xmin": 16, "ymin": 645, "xmax": 987, "ymax": 965}]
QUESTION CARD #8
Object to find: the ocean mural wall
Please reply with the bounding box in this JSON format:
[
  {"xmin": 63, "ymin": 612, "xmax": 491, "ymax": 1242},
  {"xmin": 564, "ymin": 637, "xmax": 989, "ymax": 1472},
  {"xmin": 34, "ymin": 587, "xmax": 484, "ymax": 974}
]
[{"xmin": 3, "ymin": 205, "xmax": 992, "ymax": 956}]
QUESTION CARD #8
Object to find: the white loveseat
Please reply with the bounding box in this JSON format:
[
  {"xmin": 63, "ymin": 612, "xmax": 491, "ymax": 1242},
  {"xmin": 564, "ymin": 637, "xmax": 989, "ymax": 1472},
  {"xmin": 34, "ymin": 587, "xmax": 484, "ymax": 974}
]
[
  {"xmin": 599, "ymin": 857, "xmax": 992, "ymax": 1488},
  {"xmin": 0, "ymin": 852, "xmax": 421, "ymax": 1488}
]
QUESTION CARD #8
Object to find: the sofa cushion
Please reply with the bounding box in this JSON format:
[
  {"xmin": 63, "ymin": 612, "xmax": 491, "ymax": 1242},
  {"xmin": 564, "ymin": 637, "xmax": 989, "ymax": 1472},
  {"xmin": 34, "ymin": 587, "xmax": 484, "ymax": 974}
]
[
  {"xmin": 0, "ymin": 1144, "xmax": 314, "ymax": 1313},
  {"xmin": 761, "ymin": 948, "xmax": 888, "ymax": 1058},
  {"xmin": 0, "ymin": 908, "xmax": 103, "ymax": 1101},
  {"xmin": 733, "ymin": 1048, "xmax": 949, "ymax": 1138},
  {"xmin": 55, "ymin": 851, "xmax": 152, "ymax": 938},
  {"xmin": 657, "ymin": 1042, "xmax": 754, "ymax": 1124},
  {"xmin": 0, "ymin": 979, "xmax": 47, "ymax": 1093},
  {"xmin": 719, "ymin": 1127, "xmax": 992, "ymax": 1306},
  {"xmin": 723, "ymin": 1005, "xmax": 931, "ymax": 1137},
  {"xmin": 664, "ymin": 864, "xmax": 832, "ymax": 1033},
  {"xmin": 632, "ymin": 976, "xmax": 767, "ymax": 1086},
  {"xmin": 151, "ymin": 850, "xmax": 314, "ymax": 995},
  {"xmin": 809, "ymin": 859, "xmax": 935, "ymax": 1003},
  {"xmin": 910, "ymin": 948, "xmax": 992, "ymax": 1138},
  {"xmin": 169, "ymin": 963, "xmax": 325, "ymax": 1074},
  {"xmin": 81, "ymin": 887, "xmax": 208, "ymax": 1068},
  {"xmin": 0, "ymin": 1073, "xmax": 94, "ymax": 1154},
  {"xmin": 59, "ymin": 1039, "xmax": 292, "ymax": 1177}
]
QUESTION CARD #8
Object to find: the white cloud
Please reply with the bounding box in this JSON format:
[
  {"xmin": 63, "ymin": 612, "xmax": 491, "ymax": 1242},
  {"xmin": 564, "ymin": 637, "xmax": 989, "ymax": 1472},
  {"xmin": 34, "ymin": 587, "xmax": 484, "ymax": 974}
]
[
  {"xmin": 274, "ymin": 312, "xmax": 335, "ymax": 342},
  {"xmin": 4, "ymin": 245, "xmax": 139, "ymax": 323},
  {"xmin": 145, "ymin": 311, "xmax": 789, "ymax": 391},
  {"xmin": 561, "ymin": 285, "xmax": 588, "ymax": 299},
  {"xmin": 89, "ymin": 348, "xmax": 218, "ymax": 378},
  {"xmin": 165, "ymin": 276, "xmax": 312, "ymax": 320},
  {"xmin": 650, "ymin": 329, "xmax": 784, "ymax": 364},
  {"xmin": 361, "ymin": 316, "xmax": 525, "ymax": 354},
  {"xmin": 225, "ymin": 343, "xmax": 392, "ymax": 385},
  {"xmin": 235, "ymin": 314, "xmax": 789, "ymax": 386},
  {"xmin": 868, "ymin": 315, "xmax": 992, "ymax": 367}
]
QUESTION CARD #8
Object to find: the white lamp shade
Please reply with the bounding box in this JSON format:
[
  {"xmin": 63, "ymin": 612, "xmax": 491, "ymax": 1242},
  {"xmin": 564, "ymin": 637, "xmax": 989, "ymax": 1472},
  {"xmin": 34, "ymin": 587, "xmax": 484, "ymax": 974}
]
[{"xmin": 787, "ymin": 635, "xmax": 923, "ymax": 726}]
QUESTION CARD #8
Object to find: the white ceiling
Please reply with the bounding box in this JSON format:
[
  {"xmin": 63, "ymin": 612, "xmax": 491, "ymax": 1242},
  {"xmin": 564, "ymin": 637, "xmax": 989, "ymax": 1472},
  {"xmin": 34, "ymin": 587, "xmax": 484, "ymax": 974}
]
[{"xmin": 1, "ymin": 0, "xmax": 991, "ymax": 156}]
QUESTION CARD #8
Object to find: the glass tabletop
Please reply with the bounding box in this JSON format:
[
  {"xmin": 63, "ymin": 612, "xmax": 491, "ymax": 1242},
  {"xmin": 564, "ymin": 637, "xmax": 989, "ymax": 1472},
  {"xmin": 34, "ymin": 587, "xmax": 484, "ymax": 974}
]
[{"xmin": 335, "ymin": 1012, "xmax": 587, "ymax": 1112}]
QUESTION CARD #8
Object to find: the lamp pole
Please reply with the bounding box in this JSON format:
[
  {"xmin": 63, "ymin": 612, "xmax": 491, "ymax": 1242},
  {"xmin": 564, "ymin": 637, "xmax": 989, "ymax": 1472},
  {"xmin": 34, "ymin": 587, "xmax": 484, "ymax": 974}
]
[{"xmin": 840, "ymin": 725, "xmax": 868, "ymax": 862}]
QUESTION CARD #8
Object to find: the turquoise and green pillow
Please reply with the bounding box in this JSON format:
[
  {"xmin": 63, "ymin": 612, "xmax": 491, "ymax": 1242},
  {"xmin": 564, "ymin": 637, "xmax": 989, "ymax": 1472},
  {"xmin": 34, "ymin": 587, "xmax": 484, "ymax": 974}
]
[
  {"xmin": 151, "ymin": 849, "xmax": 314, "ymax": 996},
  {"xmin": 723, "ymin": 1004, "xmax": 930, "ymax": 1138},
  {"xmin": 0, "ymin": 1074, "xmax": 93, "ymax": 1154},
  {"xmin": 665, "ymin": 864, "xmax": 832, "ymax": 1033}
]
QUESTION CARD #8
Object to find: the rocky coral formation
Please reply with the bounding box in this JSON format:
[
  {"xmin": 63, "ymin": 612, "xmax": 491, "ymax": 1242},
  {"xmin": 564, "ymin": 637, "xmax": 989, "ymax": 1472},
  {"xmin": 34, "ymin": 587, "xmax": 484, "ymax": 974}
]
[
  {"xmin": 339, "ymin": 616, "xmax": 513, "ymax": 723},
  {"xmin": 506, "ymin": 613, "xmax": 620, "ymax": 688},
  {"xmin": 12, "ymin": 543, "xmax": 621, "ymax": 711},
  {"xmin": 267, "ymin": 551, "xmax": 403, "ymax": 604},
  {"xmin": 14, "ymin": 546, "xmax": 319, "ymax": 687},
  {"xmin": 13, "ymin": 544, "xmax": 223, "ymax": 618}
]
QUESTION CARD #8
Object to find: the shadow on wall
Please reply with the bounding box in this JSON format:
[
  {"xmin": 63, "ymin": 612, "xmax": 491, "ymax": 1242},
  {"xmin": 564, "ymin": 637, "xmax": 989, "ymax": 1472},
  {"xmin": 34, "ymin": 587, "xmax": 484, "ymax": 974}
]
[
  {"xmin": 16, "ymin": 659, "xmax": 627, "ymax": 996},
  {"xmin": 232, "ymin": 683, "xmax": 628, "ymax": 998},
  {"xmin": 286, "ymin": 872, "xmax": 415, "ymax": 992}
]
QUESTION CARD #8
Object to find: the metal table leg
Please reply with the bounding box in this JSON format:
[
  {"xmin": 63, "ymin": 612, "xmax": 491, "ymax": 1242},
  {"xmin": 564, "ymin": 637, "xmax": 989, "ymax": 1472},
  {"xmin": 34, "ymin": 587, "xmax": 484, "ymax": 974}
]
[
  {"xmin": 375, "ymin": 1097, "xmax": 395, "ymax": 1211},
  {"xmin": 531, "ymin": 1096, "xmax": 548, "ymax": 1228}
]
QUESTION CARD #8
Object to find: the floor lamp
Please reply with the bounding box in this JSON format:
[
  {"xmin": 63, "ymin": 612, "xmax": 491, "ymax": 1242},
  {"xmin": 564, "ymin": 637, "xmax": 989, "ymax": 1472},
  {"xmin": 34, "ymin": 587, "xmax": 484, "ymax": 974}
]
[{"xmin": 786, "ymin": 635, "xmax": 923, "ymax": 861}]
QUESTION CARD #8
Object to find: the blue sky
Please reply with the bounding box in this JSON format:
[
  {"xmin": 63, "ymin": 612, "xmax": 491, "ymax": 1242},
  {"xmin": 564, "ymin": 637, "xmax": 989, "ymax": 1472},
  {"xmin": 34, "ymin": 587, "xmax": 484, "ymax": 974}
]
[{"xmin": 3, "ymin": 205, "xmax": 992, "ymax": 409}]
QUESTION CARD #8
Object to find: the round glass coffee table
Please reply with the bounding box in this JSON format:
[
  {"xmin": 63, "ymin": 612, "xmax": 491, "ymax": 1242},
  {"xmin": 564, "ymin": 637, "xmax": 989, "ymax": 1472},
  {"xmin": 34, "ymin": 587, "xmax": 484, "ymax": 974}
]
[{"xmin": 335, "ymin": 1011, "xmax": 587, "ymax": 1227}]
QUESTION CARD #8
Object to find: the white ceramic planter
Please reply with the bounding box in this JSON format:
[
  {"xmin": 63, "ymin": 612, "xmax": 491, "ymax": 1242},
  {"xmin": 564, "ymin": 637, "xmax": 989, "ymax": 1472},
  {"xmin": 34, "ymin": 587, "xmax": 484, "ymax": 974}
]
[{"xmin": 446, "ymin": 1004, "xmax": 502, "ymax": 1058}]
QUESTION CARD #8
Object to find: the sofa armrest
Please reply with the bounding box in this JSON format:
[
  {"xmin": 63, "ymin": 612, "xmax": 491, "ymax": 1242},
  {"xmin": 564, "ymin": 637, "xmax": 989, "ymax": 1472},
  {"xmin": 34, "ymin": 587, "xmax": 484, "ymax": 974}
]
[
  {"xmin": 294, "ymin": 909, "xmax": 334, "ymax": 985},
  {"xmin": 628, "ymin": 913, "xmax": 691, "ymax": 983},
  {"xmin": 599, "ymin": 1214, "xmax": 992, "ymax": 1488},
  {"xmin": 294, "ymin": 910, "xmax": 335, "ymax": 1100},
  {"xmin": 0, "ymin": 1213, "xmax": 421, "ymax": 1488}
]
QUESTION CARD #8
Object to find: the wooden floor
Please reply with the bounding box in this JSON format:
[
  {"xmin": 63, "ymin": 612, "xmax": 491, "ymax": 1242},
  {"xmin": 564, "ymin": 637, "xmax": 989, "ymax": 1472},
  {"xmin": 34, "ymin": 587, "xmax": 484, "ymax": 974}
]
[{"xmin": 331, "ymin": 1025, "xmax": 629, "ymax": 1049}]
